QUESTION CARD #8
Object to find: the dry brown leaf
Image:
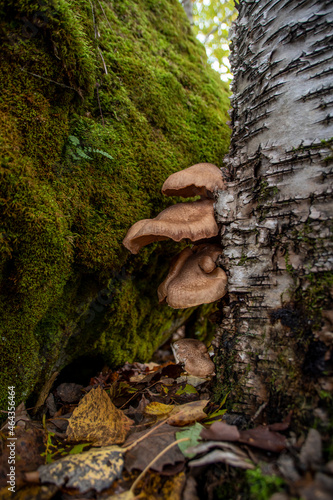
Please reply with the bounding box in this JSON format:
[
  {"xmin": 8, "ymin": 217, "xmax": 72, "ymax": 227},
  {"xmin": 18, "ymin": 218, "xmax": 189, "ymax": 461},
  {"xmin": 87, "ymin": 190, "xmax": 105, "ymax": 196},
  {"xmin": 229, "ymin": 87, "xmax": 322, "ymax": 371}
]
[
  {"xmin": 124, "ymin": 423, "xmax": 185, "ymax": 472},
  {"xmin": 200, "ymin": 421, "xmax": 241, "ymax": 442},
  {"xmin": 0, "ymin": 425, "xmax": 45, "ymax": 490},
  {"xmin": 167, "ymin": 400, "xmax": 209, "ymax": 427},
  {"xmin": 66, "ymin": 386, "xmax": 132, "ymax": 446},
  {"xmin": 200, "ymin": 420, "xmax": 287, "ymax": 453},
  {"xmin": 239, "ymin": 426, "xmax": 287, "ymax": 453}
]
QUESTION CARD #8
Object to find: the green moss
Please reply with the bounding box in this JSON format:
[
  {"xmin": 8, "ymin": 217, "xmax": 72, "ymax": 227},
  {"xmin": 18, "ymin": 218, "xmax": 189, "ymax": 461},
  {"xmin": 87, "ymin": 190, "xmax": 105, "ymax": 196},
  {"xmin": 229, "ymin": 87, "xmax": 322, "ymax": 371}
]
[
  {"xmin": 0, "ymin": 0, "xmax": 230, "ymax": 411},
  {"xmin": 246, "ymin": 467, "xmax": 285, "ymax": 500},
  {"xmin": 295, "ymin": 272, "xmax": 333, "ymax": 326}
]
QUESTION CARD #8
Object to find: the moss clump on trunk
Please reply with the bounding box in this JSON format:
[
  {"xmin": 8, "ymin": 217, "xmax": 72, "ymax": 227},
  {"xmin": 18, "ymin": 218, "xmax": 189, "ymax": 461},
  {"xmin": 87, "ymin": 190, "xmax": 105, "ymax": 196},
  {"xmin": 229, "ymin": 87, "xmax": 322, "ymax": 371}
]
[{"xmin": 0, "ymin": 0, "xmax": 230, "ymax": 410}]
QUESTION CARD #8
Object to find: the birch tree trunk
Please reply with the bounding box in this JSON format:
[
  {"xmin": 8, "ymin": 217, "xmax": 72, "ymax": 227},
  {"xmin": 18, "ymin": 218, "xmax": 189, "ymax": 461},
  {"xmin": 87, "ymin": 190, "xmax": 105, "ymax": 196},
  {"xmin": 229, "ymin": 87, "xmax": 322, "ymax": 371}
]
[{"xmin": 215, "ymin": 0, "xmax": 333, "ymax": 420}]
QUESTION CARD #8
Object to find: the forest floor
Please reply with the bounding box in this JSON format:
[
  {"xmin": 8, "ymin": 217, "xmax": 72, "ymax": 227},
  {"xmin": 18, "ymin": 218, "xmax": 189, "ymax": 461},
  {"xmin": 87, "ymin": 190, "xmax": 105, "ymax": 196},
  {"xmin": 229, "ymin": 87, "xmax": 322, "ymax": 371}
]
[{"xmin": 1, "ymin": 337, "xmax": 333, "ymax": 500}]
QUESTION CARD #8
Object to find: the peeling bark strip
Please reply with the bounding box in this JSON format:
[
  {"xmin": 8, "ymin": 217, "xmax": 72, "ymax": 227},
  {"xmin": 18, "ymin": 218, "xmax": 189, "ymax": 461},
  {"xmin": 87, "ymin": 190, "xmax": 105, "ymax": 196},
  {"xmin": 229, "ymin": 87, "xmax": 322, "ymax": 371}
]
[{"xmin": 216, "ymin": 0, "xmax": 333, "ymax": 417}]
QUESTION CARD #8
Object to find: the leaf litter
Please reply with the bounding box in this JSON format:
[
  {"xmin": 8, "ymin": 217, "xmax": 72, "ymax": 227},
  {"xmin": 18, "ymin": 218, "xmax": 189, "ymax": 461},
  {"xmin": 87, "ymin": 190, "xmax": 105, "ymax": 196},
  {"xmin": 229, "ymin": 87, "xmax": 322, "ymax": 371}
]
[{"xmin": 1, "ymin": 346, "xmax": 333, "ymax": 500}]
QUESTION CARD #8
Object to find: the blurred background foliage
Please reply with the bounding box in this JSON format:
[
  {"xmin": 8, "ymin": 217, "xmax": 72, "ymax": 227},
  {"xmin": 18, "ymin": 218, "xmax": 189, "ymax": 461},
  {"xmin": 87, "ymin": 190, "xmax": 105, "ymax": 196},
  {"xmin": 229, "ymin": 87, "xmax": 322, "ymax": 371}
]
[{"xmin": 181, "ymin": 0, "xmax": 237, "ymax": 81}]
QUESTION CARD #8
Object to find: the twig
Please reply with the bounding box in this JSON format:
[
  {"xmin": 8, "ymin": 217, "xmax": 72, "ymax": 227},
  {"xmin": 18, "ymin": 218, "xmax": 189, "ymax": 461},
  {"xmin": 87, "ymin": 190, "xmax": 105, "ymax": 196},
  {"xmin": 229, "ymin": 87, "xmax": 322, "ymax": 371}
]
[
  {"xmin": 88, "ymin": 0, "xmax": 98, "ymax": 39},
  {"xmin": 123, "ymin": 418, "xmax": 168, "ymax": 452},
  {"xmin": 96, "ymin": 82, "xmax": 105, "ymax": 126},
  {"xmin": 119, "ymin": 380, "xmax": 160, "ymax": 410},
  {"xmin": 98, "ymin": 47, "xmax": 108, "ymax": 75},
  {"xmin": 96, "ymin": 0, "xmax": 113, "ymax": 31},
  {"xmin": 251, "ymin": 402, "xmax": 267, "ymax": 422},
  {"xmin": 20, "ymin": 67, "xmax": 76, "ymax": 91}
]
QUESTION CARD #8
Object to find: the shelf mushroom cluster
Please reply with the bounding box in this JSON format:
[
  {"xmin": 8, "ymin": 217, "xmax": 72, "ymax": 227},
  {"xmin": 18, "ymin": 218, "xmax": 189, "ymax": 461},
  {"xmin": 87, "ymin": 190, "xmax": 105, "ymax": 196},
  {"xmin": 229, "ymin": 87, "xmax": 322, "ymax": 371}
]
[{"xmin": 123, "ymin": 163, "xmax": 228, "ymax": 309}]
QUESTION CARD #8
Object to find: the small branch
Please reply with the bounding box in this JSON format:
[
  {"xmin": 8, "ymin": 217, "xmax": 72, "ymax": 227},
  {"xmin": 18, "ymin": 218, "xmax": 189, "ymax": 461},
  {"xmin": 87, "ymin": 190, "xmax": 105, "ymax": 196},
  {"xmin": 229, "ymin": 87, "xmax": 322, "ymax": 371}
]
[
  {"xmin": 96, "ymin": 82, "xmax": 105, "ymax": 126},
  {"xmin": 88, "ymin": 0, "xmax": 98, "ymax": 39},
  {"xmin": 20, "ymin": 67, "xmax": 76, "ymax": 91},
  {"xmin": 96, "ymin": 0, "xmax": 113, "ymax": 32},
  {"xmin": 98, "ymin": 47, "xmax": 108, "ymax": 75},
  {"xmin": 251, "ymin": 402, "xmax": 267, "ymax": 422},
  {"xmin": 123, "ymin": 418, "xmax": 168, "ymax": 452}
]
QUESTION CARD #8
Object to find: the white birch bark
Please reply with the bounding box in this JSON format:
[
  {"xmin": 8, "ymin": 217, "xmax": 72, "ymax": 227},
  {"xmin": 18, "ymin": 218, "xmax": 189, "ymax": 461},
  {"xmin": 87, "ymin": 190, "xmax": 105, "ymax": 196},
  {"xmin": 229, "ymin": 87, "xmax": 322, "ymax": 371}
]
[{"xmin": 215, "ymin": 0, "xmax": 333, "ymax": 416}]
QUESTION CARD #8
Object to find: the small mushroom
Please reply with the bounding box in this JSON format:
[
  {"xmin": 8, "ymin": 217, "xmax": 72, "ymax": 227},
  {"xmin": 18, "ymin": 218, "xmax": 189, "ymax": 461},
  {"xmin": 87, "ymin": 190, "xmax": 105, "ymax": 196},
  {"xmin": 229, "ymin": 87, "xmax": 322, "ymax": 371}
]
[
  {"xmin": 158, "ymin": 244, "xmax": 227, "ymax": 308},
  {"xmin": 123, "ymin": 199, "xmax": 218, "ymax": 254},
  {"xmin": 172, "ymin": 338, "xmax": 215, "ymax": 378},
  {"xmin": 162, "ymin": 163, "xmax": 226, "ymax": 198}
]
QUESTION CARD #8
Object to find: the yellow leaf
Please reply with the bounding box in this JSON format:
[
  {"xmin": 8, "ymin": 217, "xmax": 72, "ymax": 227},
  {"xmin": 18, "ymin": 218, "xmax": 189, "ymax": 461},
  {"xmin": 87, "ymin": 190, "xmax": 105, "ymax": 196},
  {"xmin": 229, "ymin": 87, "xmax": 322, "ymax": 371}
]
[
  {"xmin": 38, "ymin": 446, "xmax": 124, "ymax": 493},
  {"xmin": 144, "ymin": 401, "xmax": 175, "ymax": 416},
  {"xmin": 167, "ymin": 400, "xmax": 209, "ymax": 427},
  {"xmin": 66, "ymin": 386, "xmax": 132, "ymax": 446}
]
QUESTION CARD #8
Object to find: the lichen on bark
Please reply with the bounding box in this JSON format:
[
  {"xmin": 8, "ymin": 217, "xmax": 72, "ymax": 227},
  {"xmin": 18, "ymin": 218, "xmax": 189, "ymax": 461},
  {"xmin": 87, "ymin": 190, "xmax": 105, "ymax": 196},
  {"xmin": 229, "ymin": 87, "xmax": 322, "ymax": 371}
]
[{"xmin": 0, "ymin": 0, "xmax": 231, "ymax": 411}]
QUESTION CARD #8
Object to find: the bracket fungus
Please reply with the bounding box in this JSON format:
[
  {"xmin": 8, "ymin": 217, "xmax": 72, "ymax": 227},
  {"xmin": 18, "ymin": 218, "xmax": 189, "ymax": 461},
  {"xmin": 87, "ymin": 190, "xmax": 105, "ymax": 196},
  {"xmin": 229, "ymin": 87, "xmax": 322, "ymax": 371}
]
[
  {"xmin": 122, "ymin": 199, "xmax": 218, "ymax": 254},
  {"xmin": 172, "ymin": 338, "xmax": 215, "ymax": 378},
  {"xmin": 162, "ymin": 163, "xmax": 225, "ymax": 198},
  {"xmin": 158, "ymin": 244, "xmax": 227, "ymax": 309}
]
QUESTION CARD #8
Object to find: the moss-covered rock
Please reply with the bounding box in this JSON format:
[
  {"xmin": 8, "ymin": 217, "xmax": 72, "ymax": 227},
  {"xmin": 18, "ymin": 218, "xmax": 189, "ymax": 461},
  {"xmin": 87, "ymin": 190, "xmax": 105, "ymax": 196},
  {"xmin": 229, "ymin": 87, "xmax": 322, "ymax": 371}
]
[{"xmin": 0, "ymin": 0, "xmax": 230, "ymax": 410}]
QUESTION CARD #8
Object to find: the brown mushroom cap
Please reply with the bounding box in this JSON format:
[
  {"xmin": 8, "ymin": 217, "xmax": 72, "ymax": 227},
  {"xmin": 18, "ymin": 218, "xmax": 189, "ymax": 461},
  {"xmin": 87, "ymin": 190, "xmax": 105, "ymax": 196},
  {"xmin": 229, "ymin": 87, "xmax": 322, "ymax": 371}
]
[
  {"xmin": 172, "ymin": 339, "xmax": 215, "ymax": 378},
  {"xmin": 122, "ymin": 199, "xmax": 218, "ymax": 254},
  {"xmin": 161, "ymin": 163, "xmax": 225, "ymax": 198},
  {"xmin": 158, "ymin": 244, "xmax": 227, "ymax": 308}
]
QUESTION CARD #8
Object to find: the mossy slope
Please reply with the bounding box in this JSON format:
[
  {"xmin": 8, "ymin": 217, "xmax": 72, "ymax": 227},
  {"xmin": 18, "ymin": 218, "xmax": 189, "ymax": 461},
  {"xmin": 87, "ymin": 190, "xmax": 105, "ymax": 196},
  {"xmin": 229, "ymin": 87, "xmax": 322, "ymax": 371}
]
[{"xmin": 0, "ymin": 0, "xmax": 230, "ymax": 409}]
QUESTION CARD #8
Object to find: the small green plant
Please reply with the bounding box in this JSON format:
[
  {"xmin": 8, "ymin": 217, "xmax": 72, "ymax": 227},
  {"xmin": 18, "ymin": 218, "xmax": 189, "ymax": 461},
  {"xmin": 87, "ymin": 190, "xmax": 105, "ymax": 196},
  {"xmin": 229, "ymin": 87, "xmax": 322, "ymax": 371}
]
[
  {"xmin": 41, "ymin": 414, "xmax": 91, "ymax": 463},
  {"xmin": 246, "ymin": 466, "xmax": 285, "ymax": 500},
  {"xmin": 203, "ymin": 391, "xmax": 229, "ymax": 424},
  {"xmin": 65, "ymin": 135, "xmax": 113, "ymax": 161}
]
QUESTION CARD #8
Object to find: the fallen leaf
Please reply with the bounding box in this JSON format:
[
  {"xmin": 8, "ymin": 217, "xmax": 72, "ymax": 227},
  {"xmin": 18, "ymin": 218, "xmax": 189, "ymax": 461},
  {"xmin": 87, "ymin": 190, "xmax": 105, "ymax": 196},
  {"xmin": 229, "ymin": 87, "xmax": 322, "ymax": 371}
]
[
  {"xmin": 176, "ymin": 422, "xmax": 205, "ymax": 458},
  {"xmin": 268, "ymin": 411, "xmax": 292, "ymax": 431},
  {"xmin": 239, "ymin": 426, "xmax": 287, "ymax": 453},
  {"xmin": 6, "ymin": 484, "xmax": 58, "ymax": 499},
  {"xmin": 125, "ymin": 394, "xmax": 150, "ymax": 423},
  {"xmin": 129, "ymin": 373, "xmax": 147, "ymax": 383},
  {"xmin": 189, "ymin": 449, "xmax": 255, "ymax": 470},
  {"xmin": 200, "ymin": 421, "xmax": 287, "ymax": 453},
  {"xmin": 200, "ymin": 421, "xmax": 240, "ymax": 442},
  {"xmin": 38, "ymin": 445, "xmax": 124, "ymax": 493},
  {"xmin": 0, "ymin": 425, "xmax": 45, "ymax": 489},
  {"xmin": 108, "ymin": 438, "xmax": 189, "ymax": 500},
  {"xmin": 298, "ymin": 472, "xmax": 333, "ymax": 500},
  {"xmin": 48, "ymin": 416, "xmax": 69, "ymax": 433},
  {"xmin": 185, "ymin": 440, "xmax": 250, "ymax": 457},
  {"xmin": 175, "ymin": 384, "xmax": 198, "ymax": 396},
  {"xmin": 299, "ymin": 428, "xmax": 323, "ymax": 468},
  {"xmin": 1, "ymin": 402, "xmax": 31, "ymax": 432},
  {"xmin": 66, "ymin": 386, "xmax": 132, "ymax": 446},
  {"xmin": 140, "ymin": 363, "xmax": 184, "ymax": 385},
  {"xmin": 167, "ymin": 400, "xmax": 208, "ymax": 427},
  {"xmin": 124, "ymin": 423, "xmax": 184, "ymax": 472},
  {"xmin": 106, "ymin": 471, "xmax": 186, "ymax": 500},
  {"xmin": 144, "ymin": 401, "xmax": 175, "ymax": 417},
  {"xmin": 56, "ymin": 383, "xmax": 83, "ymax": 403}
]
